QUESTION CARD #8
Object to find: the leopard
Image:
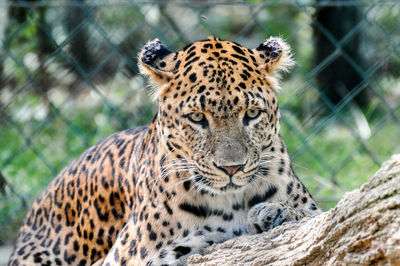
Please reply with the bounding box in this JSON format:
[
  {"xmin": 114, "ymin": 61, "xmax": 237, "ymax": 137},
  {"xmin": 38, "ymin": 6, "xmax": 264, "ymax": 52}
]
[{"xmin": 8, "ymin": 36, "xmax": 321, "ymax": 266}]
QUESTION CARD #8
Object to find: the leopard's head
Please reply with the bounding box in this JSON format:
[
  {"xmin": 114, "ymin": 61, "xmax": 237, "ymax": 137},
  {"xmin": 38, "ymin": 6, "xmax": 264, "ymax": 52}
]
[{"xmin": 139, "ymin": 36, "xmax": 293, "ymax": 194}]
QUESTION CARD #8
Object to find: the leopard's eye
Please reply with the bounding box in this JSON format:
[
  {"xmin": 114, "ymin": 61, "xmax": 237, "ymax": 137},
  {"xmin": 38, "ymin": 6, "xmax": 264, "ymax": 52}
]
[
  {"xmin": 245, "ymin": 109, "xmax": 260, "ymax": 119},
  {"xmin": 188, "ymin": 112, "xmax": 208, "ymax": 128},
  {"xmin": 189, "ymin": 112, "xmax": 204, "ymax": 122},
  {"xmin": 244, "ymin": 109, "xmax": 261, "ymax": 125}
]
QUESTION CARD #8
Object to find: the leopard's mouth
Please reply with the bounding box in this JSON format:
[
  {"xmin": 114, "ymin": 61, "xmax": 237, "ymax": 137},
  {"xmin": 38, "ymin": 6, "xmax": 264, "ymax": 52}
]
[{"xmin": 192, "ymin": 169, "xmax": 256, "ymax": 194}]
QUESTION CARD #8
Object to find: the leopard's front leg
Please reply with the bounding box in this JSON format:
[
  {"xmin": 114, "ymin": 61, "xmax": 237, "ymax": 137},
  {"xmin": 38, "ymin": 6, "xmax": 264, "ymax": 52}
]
[{"xmin": 102, "ymin": 214, "xmax": 247, "ymax": 266}]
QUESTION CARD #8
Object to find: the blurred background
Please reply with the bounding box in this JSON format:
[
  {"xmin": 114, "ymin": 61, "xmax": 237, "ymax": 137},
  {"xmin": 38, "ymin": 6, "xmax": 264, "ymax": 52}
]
[{"xmin": 0, "ymin": 0, "xmax": 399, "ymax": 251}]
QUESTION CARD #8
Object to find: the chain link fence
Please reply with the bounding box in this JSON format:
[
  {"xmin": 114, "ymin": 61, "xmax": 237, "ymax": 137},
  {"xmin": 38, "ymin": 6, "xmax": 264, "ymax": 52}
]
[{"xmin": 0, "ymin": 0, "xmax": 399, "ymax": 245}]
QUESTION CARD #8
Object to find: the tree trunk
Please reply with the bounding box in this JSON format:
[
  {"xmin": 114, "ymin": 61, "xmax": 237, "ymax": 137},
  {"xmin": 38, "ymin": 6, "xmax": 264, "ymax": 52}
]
[
  {"xmin": 65, "ymin": 0, "xmax": 93, "ymax": 74},
  {"xmin": 189, "ymin": 154, "xmax": 400, "ymax": 265},
  {"xmin": 314, "ymin": 0, "xmax": 369, "ymax": 109}
]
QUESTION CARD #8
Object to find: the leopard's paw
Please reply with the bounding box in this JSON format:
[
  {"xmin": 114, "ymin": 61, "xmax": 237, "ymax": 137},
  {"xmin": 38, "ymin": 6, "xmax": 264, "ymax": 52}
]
[{"xmin": 247, "ymin": 202, "xmax": 303, "ymax": 234}]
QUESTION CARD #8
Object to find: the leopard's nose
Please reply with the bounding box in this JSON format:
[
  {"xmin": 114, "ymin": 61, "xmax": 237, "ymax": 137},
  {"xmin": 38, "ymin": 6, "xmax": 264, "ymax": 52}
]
[{"xmin": 215, "ymin": 164, "xmax": 245, "ymax": 176}]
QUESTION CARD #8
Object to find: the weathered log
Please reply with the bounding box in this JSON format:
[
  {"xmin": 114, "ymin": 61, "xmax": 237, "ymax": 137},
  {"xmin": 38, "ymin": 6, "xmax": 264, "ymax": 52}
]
[{"xmin": 189, "ymin": 154, "xmax": 400, "ymax": 266}]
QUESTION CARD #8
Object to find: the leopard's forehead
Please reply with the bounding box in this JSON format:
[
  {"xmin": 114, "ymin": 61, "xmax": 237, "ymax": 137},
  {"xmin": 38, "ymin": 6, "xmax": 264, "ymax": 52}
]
[
  {"xmin": 175, "ymin": 37, "xmax": 260, "ymax": 79},
  {"xmin": 163, "ymin": 37, "xmax": 275, "ymax": 115},
  {"xmin": 179, "ymin": 37, "xmax": 255, "ymax": 62}
]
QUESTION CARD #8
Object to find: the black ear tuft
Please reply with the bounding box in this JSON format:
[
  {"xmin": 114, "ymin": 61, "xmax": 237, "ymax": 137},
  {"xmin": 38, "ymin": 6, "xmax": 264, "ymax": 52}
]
[
  {"xmin": 139, "ymin": 39, "xmax": 178, "ymax": 99},
  {"xmin": 252, "ymin": 37, "xmax": 294, "ymax": 91},
  {"xmin": 256, "ymin": 38, "xmax": 282, "ymax": 60},
  {"xmin": 141, "ymin": 39, "xmax": 172, "ymax": 66}
]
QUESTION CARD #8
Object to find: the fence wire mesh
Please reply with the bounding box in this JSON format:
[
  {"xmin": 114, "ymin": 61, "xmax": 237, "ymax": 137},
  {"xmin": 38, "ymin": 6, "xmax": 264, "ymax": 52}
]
[{"xmin": 0, "ymin": 0, "xmax": 399, "ymax": 244}]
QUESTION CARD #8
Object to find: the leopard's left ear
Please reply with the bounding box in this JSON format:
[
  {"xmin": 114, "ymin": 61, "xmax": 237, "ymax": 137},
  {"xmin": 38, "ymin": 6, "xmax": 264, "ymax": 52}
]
[
  {"xmin": 252, "ymin": 37, "xmax": 294, "ymax": 90},
  {"xmin": 138, "ymin": 39, "xmax": 179, "ymax": 99}
]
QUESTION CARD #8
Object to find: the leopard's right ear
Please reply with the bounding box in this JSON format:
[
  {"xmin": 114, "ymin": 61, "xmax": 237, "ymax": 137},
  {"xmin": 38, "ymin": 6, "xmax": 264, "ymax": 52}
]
[{"xmin": 138, "ymin": 39, "xmax": 179, "ymax": 98}]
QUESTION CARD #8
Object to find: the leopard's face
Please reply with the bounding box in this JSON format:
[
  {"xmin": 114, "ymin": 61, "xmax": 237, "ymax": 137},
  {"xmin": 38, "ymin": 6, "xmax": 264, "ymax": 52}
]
[{"xmin": 139, "ymin": 36, "xmax": 293, "ymax": 194}]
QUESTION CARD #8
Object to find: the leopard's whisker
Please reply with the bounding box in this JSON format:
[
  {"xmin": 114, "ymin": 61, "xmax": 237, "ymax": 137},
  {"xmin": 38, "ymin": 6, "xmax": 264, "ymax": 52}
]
[
  {"xmin": 163, "ymin": 174, "xmax": 199, "ymax": 192},
  {"xmin": 151, "ymin": 165, "xmax": 197, "ymax": 191}
]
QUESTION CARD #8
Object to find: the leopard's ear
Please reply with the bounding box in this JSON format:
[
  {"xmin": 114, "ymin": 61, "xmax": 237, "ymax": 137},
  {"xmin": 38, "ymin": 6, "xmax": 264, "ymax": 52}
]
[
  {"xmin": 138, "ymin": 39, "xmax": 179, "ymax": 99},
  {"xmin": 252, "ymin": 37, "xmax": 294, "ymax": 91}
]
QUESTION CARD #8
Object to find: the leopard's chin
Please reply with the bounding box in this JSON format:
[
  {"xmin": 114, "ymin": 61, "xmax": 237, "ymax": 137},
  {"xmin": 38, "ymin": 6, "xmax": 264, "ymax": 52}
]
[{"xmin": 219, "ymin": 182, "xmax": 243, "ymax": 191}]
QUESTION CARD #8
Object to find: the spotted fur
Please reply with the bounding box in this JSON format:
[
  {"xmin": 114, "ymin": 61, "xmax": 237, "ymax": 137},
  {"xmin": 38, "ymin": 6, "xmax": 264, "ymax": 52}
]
[{"xmin": 8, "ymin": 37, "xmax": 321, "ymax": 266}]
